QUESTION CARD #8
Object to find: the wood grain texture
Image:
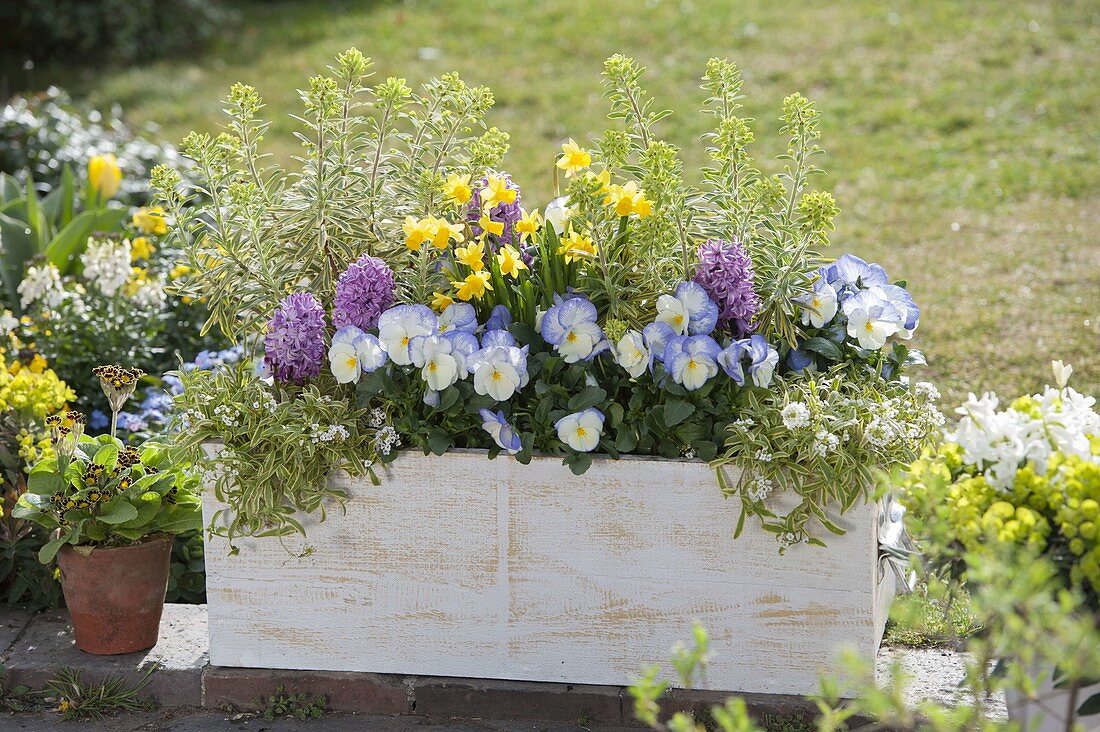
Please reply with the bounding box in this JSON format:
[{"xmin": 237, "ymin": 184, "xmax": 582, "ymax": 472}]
[{"xmin": 202, "ymin": 450, "xmax": 889, "ymax": 695}]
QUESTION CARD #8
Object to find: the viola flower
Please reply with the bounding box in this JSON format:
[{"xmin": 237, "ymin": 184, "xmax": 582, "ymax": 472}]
[
  {"xmin": 329, "ymin": 326, "xmax": 367, "ymax": 384},
  {"xmin": 409, "ymin": 334, "xmax": 460, "ymax": 391},
  {"xmin": 642, "ymin": 322, "xmax": 677, "ymax": 364},
  {"xmin": 692, "ymin": 238, "xmax": 760, "ymax": 337},
  {"xmin": 822, "ymin": 254, "xmax": 888, "ymax": 300},
  {"xmin": 357, "ymin": 333, "xmax": 388, "ymax": 373},
  {"xmin": 467, "ymin": 174, "xmax": 522, "ymax": 246},
  {"xmin": 264, "ymin": 293, "xmax": 327, "ymax": 383},
  {"xmin": 555, "ymin": 408, "xmax": 604, "ymax": 452},
  {"xmin": 452, "ymin": 271, "xmax": 493, "ymax": 301},
  {"xmin": 471, "ymin": 345, "xmax": 529, "ymax": 401},
  {"xmin": 876, "ymin": 284, "xmax": 920, "ymax": 338},
  {"xmin": 481, "ymin": 330, "xmax": 517, "ymax": 349},
  {"xmin": 486, "ymin": 305, "xmax": 512, "ymax": 332},
  {"xmin": 377, "ymin": 305, "xmax": 438, "ymax": 366},
  {"xmin": 540, "ymin": 296, "xmax": 608, "ymax": 363},
  {"xmin": 663, "ymin": 335, "xmax": 721, "ymax": 391},
  {"xmin": 612, "ymin": 330, "xmax": 650, "ymax": 378},
  {"xmin": 656, "ymin": 281, "xmax": 719, "ymax": 336},
  {"xmin": 743, "ymin": 335, "xmax": 779, "ymax": 388},
  {"xmin": 446, "ymin": 332, "xmax": 481, "ymax": 379},
  {"xmin": 479, "ymin": 409, "xmax": 522, "ymax": 454},
  {"xmin": 497, "ymin": 245, "xmax": 527, "ymax": 279},
  {"xmin": 717, "ymin": 341, "xmax": 747, "ymax": 385},
  {"xmin": 841, "ymin": 289, "xmax": 900, "ymax": 350},
  {"xmin": 438, "ymin": 302, "xmax": 478, "ymax": 334},
  {"xmin": 333, "ymin": 254, "xmax": 396, "ymax": 332},
  {"xmin": 556, "ymin": 139, "xmax": 592, "ymax": 178},
  {"xmin": 443, "ymin": 173, "xmax": 473, "ymax": 206},
  {"xmin": 797, "ymin": 277, "xmax": 838, "ymax": 329}
]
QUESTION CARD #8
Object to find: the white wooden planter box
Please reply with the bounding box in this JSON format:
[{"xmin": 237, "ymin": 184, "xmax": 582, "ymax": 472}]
[{"xmin": 202, "ymin": 450, "xmax": 895, "ymax": 696}]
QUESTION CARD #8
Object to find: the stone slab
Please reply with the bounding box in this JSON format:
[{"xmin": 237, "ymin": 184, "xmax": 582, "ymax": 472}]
[
  {"xmin": 0, "ymin": 606, "xmax": 34, "ymax": 655},
  {"xmin": 202, "ymin": 666, "xmax": 411, "ymax": 714},
  {"xmin": 411, "ymin": 677, "xmax": 625, "ymax": 725},
  {"xmin": 2, "ymin": 604, "xmax": 207, "ymax": 707}
]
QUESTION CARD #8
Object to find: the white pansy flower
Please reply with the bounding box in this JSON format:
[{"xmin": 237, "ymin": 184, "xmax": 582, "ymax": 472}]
[
  {"xmin": 612, "ymin": 330, "xmax": 650, "ymax": 378},
  {"xmin": 555, "ymin": 408, "xmax": 604, "ymax": 452}
]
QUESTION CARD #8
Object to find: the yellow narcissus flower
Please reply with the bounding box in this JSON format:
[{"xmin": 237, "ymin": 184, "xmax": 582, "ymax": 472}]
[
  {"xmin": 556, "ymin": 139, "xmax": 591, "ymax": 178},
  {"xmin": 403, "ymin": 216, "xmax": 434, "ymax": 251},
  {"xmin": 431, "ymin": 291, "xmax": 455, "ymax": 312},
  {"xmin": 480, "ymin": 175, "xmax": 517, "ymax": 210},
  {"xmin": 88, "ymin": 154, "xmax": 122, "ymax": 200},
  {"xmin": 455, "ymin": 241, "xmax": 486, "ymax": 271},
  {"xmin": 586, "ymin": 169, "xmax": 611, "ymax": 194},
  {"xmin": 557, "ymin": 231, "xmax": 598, "ymax": 264},
  {"xmin": 604, "ymin": 181, "xmax": 652, "ymax": 218},
  {"xmin": 429, "ymin": 217, "xmax": 464, "ymax": 250},
  {"xmin": 443, "ymin": 173, "xmax": 473, "ymax": 206},
  {"xmin": 131, "ymin": 206, "xmax": 168, "ymax": 236},
  {"xmin": 515, "ymin": 208, "xmax": 541, "ymax": 243},
  {"xmin": 496, "ymin": 246, "xmax": 527, "ymax": 279},
  {"xmin": 130, "ymin": 236, "xmax": 155, "ymax": 262},
  {"xmin": 451, "ymin": 271, "xmax": 492, "ymax": 301},
  {"xmin": 478, "ymin": 214, "xmax": 504, "ymax": 238}
]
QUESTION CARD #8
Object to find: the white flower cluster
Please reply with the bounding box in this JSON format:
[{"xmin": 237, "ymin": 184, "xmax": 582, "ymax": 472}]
[
  {"xmin": 368, "ymin": 408, "xmax": 387, "ymax": 428},
  {"xmin": 747, "ymin": 474, "xmax": 773, "ymax": 502},
  {"xmin": 951, "ymin": 364, "xmax": 1098, "ymax": 490},
  {"xmin": 780, "ymin": 402, "xmax": 811, "ymax": 430},
  {"xmin": 18, "ymin": 264, "xmax": 65, "ymax": 309},
  {"xmin": 309, "ymin": 423, "xmax": 350, "ymax": 444},
  {"xmin": 213, "ymin": 404, "xmax": 240, "ymax": 428},
  {"xmin": 130, "ymin": 275, "xmax": 168, "ymax": 309},
  {"xmin": 812, "ymin": 429, "xmax": 840, "ymax": 457},
  {"xmin": 81, "ymin": 237, "xmax": 132, "ymax": 297},
  {"xmin": 374, "ymin": 425, "xmax": 400, "ymax": 456}
]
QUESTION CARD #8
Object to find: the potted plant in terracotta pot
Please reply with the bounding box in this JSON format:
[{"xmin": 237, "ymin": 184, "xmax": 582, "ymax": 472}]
[{"xmin": 13, "ymin": 365, "xmax": 202, "ymax": 655}]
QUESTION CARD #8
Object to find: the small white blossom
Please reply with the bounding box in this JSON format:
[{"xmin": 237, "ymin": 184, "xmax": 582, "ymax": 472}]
[
  {"xmin": 81, "ymin": 237, "xmax": 132, "ymax": 296},
  {"xmin": 129, "ymin": 275, "xmax": 168, "ymax": 309},
  {"xmin": 18, "ymin": 264, "xmax": 65, "ymax": 309},
  {"xmin": 780, "ymin": 402, "xmax": 811, "ymax": 430},
  {"xmin": 747, "ymin": 474, "xmax": 773, "ymax": 502},
  {"xmin": 754, "ymin": 448, "xmax": 773, "ymax": 463}
]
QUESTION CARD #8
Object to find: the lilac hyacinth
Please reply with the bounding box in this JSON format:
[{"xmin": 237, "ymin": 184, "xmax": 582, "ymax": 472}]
[
  {"xmin": 333, "ymin": 254, "xmax": 396, "ymax": 331},
  {"xmin": 692, "ymin": 238, "xmax": 760, "ymax": 337},
  {"xmin": 466, "ymin": 173, "xmax": 523, "ymax": 248},
  {"xmin": 265, "ymin": 293, "xmax": 327, "ymax": 384}
]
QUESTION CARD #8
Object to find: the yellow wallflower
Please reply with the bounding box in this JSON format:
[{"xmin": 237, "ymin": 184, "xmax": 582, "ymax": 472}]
[
  {"xmin": 130, "ymin": 236, "xmax": 155, "ymax": 262},
  {"xmin": 480, "ymin": 175, "xmax": 517, "ymax": 210},
  {"xmin": 170, "ymin": 264, "xmax": 192, "ymax": 280},
  {"xmin": 88, "ymin": 154, "xmax": 121, "ymax": 200},
  {"xmin": 556, "ymin": 139, "xmax": 591, "ymax": 178},
  {"xmin": 455, "ymin": 241, "xmax": 486, "ymax": 271},
  {"xmin": 478, "ymin": 214, "xmax": 504, "ymax": 238},
  {"xmin": 443, "ymin": 173, "xmax": 473, "ymax": 206},
  {"xmin": 603, "ymin": 181, "xmax": 652, "ymax": 218},
  {"xmin": 452, "ymin": 271, "xmax": 493, "ymax": 301},
  {"xmin": 131, "ymin": 206, "xmax": 168, "ymax": 236},
  {"xmin": 429, "ymin": 217, "xmax": 465, "ymax": 250},
  {"xmin": 431, "ymin": 291, "xmax": 455, "ymax": 312},
  {"xmin": 496, "ymin": 246, "xmax": 527, "ymax": 279},
  {"xmin": 515, "ymin": 208, "xmax": 541, "ymax": 243},
  {"xmin": 28, "ymin": 354, "xmax": 47, "ymax": 374},
  {"xmin": 557, "ymin": 231, "xmax": 598, "ymax": 264},
  {"xmin": 403, "ymin": 216, "xmax": 434, "ymax": 251}
]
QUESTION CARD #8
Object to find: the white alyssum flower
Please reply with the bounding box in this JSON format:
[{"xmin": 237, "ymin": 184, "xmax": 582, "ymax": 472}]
[
  {"xmin": 780, "ymin": 402, "xmax": 811, "ymax": 430},
  {"xmin": 81, "ymin": 237, "xmax": 132, "ymax": 296},
  {"xmin": 374, "ymin": 425, "xmax": 401, "ymax": 455},
  {"xmin": 812, "ymin": 429, "xmax": 840, "ymax": 458},
  {"xmin": 369, "ymin": 408, "xmax": 387, "ymax": 428},
  {"xmin": 747, "ymin": 474, "xmax": 773, "ymax": 502},
  {"xmin": 18, "ymin": 264, "xmax": 65, "ymax": 309}
]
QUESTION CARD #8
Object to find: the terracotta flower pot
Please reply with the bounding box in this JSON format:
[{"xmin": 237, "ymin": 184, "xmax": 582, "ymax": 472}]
[{"xmin": 58, "ymin": 534, "xmax": 172, "ymax": 655}]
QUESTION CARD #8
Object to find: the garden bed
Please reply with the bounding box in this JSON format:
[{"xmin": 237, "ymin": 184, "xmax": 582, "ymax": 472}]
[{"xmin": 202, "ymin": 450, "xmax": 894, "ymax": 696}]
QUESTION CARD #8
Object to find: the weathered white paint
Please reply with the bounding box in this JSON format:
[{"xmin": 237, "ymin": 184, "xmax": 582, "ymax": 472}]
[{"xmin": 202, "ymin": 449, "xmax": 891, "ymax": 695}]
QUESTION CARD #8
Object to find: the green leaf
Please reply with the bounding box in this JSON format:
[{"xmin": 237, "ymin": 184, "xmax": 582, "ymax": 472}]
[
  {"xmin": 436, "ymin": 386, "xmax": 460, "ymax": 412},
  {"xmin": 98, "ymin": 497, "xmax": 139, "ymax": 525},
  {"xmin": 94, "ymin": 443, "xmax": 119, "ymax": 469},
  {"xmin": 567, "ymin": 385, "xmax": 607, "ymax": 411},
  {"xmin": 426, "ymin": 429, "xmax": 451, "ymax": 456},
  {"xmin": 1078, "ymin": 692, "xmax": 1100, "ymax": 716},
  {"xmin": 563, "ymin": 451, "xmax": 593, "ymax": 476},
  {"xmin": 38, "ymin": 535, "xmax": 68, "ymax": 564},
  {"xmin": 663, "ymin": 398, "xmax": 695, "ymax": 427},
  {"xmin": 0, "ymin": 212, "xmax": 35, "ymax": 311},
  {"xmin": 614, "ymin": 428, "xmax": 639, "ymax": 453},
  {"xmin": 803, "ymin": 337, "xmax": 843, "ymax": 361},
  {"xmin": 119, "ymin": 492, "xmax": 162, "ymax": 529},
  {"xmin": 26, "ymin": 470, "xmax": 64, "ymax": 496}
]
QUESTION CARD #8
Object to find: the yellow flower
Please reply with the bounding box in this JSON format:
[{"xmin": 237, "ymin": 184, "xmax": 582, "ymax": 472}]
[
  {"xmin": 130, "ymin": 236, "xmax": 155, "ymax": 262},
  {"xmin": 429, "ymin": 217, "xmax": 465, "ymax": 250},
  {"xmin": 557, "ymin": 231, "xmax": 598, "ymax": 264},
  {"xmin": 431, "ymin": 291, "xmax": 455, "ymax": 312},
  {"xmin": 455, "ymin": 241, "xmax": 486, "ymax": 271},
  {"xmin": 515, "ymin": 208, "xmax": 541, "ymax": 243},
  {"xmin": 556, "ymin": 139, "xmax": 591, "ymax": 178},
  {"xmin": 586, "ymin": 169, "xmax": 611, "ymax": 194},
  {"xmin": 443, "ymin": 173, "xmax": 473, "ymax": 206},
  {"xmin": 496, "ymin": 246, "xmax": 527, "ymax": 279},
  {"xmin": 403, "ymin": 216, "xmax": 434, "ymax": 251},
  {"xmin": 603, "ymin": 181, "xmax": 652, "ymax": 218},
  {"xmin": 480, "ymin": 175, "xmax": 517, "ymax": 210},
  {"xmin": 169, "ymin": 264, "xmax": 192, "ymax": 280},
  {"xmin": 452, "ymin": 271, "xmax": 493, "ymax": 301},
  {"xmin": 28, "ymin": 354, "xmax": 46, "ymax": 374},
  {"xmin": 478, "ymin": 214, "xmax": 504, "ymax": 238},
  {"xmin": 131, "ymin": 206, "xmax": 168, "ymax": 236},
  {"xmin": 88, "ymin": 154, "xmax": 121, "ymax": 200}
]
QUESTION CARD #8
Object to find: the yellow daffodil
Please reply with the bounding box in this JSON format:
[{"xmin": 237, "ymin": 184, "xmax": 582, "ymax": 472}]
[
  {"xmin": 557, "ymin": 231, "xmax": 598, "ymax": 264},
  {"xmin": 478, "ymin": 214, "xmax": 504, "ymax": 238},
  {"xmin": 443, "ymin": 173, "xmax": 473, "ymax": 206},
  {"xmin": 556, "ymin": 139, "xmax": 591, "ymax": 178},
  {"xmin": 88, "ymin": 154, "xmax": 121, "ymax": 200},
  {"xmin": 169, "ymin": 264, "xmax": 192, "ymax": 280},
  {"xmin": 452, "ymin": 271, "xmax": 492, "ymax": 301},
  {"xmin": 403, "ymin": 216, "xmax": 434, "ymax": 251},
  {"xmin": 586, "ymin": 169, "xmax": 611, "ymax": 195},
  {"xmin": 455, "ymin": 241, "xmax": 486, "ymax": 271},
  {"xmin": 431, "ymin": 291, "xmax": 455, "ymax": 312},
  {"xmin": 130, "ymin": 236, "xmax": 155, "ymax": 262},
  {"xmin": 515, "ymin": 208, "xmax": 541, "ymax": 243},
  {"xmin": 480, "ymin": 175, "xmax": 517, "ymax": 210},
  {"xmin": 131, "ymin": 206, "xmax": 168, "ymax": 236},
  {"xmin": 429, "ymin": 217, "xmax": 465, "ymax": 250},
  {"xmin": 604, "ymin": 181, "xmax": 652, "ymax": 218},
  {"xmin": 496, "ymin": 246, "xmax": 528, "ymax": 279}
]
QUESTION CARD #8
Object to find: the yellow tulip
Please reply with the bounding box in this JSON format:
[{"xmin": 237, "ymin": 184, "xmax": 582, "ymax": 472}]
[{"xmin": 88, "ymin": 154, "xmax": 122, "ymax": 200}]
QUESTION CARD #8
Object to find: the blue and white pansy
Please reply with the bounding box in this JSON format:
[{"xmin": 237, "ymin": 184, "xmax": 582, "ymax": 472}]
[
  {"xmin": 377, "ymin": 305, "xmax": 438, "ymax": 366},
  {"xmin": 540, "ymin": 295, "xmax": 608, "ymax": 363},
  {"xmin": 555, "ymin": 408, "xmax": 605, "ymax": 452},
  {"xmin": 409, "ymin": 334, "xmax": 460, "ymax": 391},
  {"xmin": 470, "ymin": 345, "xmax": 530, "ymax": 401},
  {"xmin": 329, "ymin": 326, "xmax": 367, "ymax": 384},
  {"xmin": 479, "ymin": 409, "xmax": 522, "ymax": 454},
  {"xmin": 663, "ymin": 335, "xmax": 722, "ymax": 391},
  {"xmin": 438, "ymin": 302, "xmax": 478, "ymax": 334},
  {"xmin": 655, "ymin": 281, "xmax": 719, "ymax": 336},
  {"xmin": 797, "ymin": 278, "xmax": 838, "ymax": 329},
  {"xmin": 841, "ymin": 289, "xmax": 901, "ymax": 350},
  {"xmin": 612, "ymin": 330, "xmax": 650, "ymax": 378},
  {"xmin": 717, "ymin": 335, "xmax": 779, "ymax": 388}
]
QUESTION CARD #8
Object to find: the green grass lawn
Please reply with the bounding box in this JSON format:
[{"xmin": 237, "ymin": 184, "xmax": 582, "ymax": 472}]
[{"xmin": 15, "ymin": 0, "xmax": 1098, "ymax": 405}]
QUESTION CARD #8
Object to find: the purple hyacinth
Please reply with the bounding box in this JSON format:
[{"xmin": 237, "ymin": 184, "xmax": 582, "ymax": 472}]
[
  {"xmin": 333, "ymin": 254, "xmax": 395, "ymax": 331},
  {"xmin": 692, "ymin": 238, "xmax": 760, "ymax": 337},
  {"xmin": 466, "ymin": 173, "xmax": 522, "ymax": 248},
  {"xmin": 264, "ymin": 293, "xmax": 326, "ymax": 384}
]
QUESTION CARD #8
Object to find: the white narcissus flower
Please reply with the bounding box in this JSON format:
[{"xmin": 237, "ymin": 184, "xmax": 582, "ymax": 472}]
[
  {"xmin": 544, "ymin": 196, "xmax": 571, "ymax": 235},
  {"xmin": 1051, "ymin": 360, "xmax": 1073, "ymax": 389},
  {"xmin": 555, "ymin": 408, "xmax": 604, "ymax": 452}
]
